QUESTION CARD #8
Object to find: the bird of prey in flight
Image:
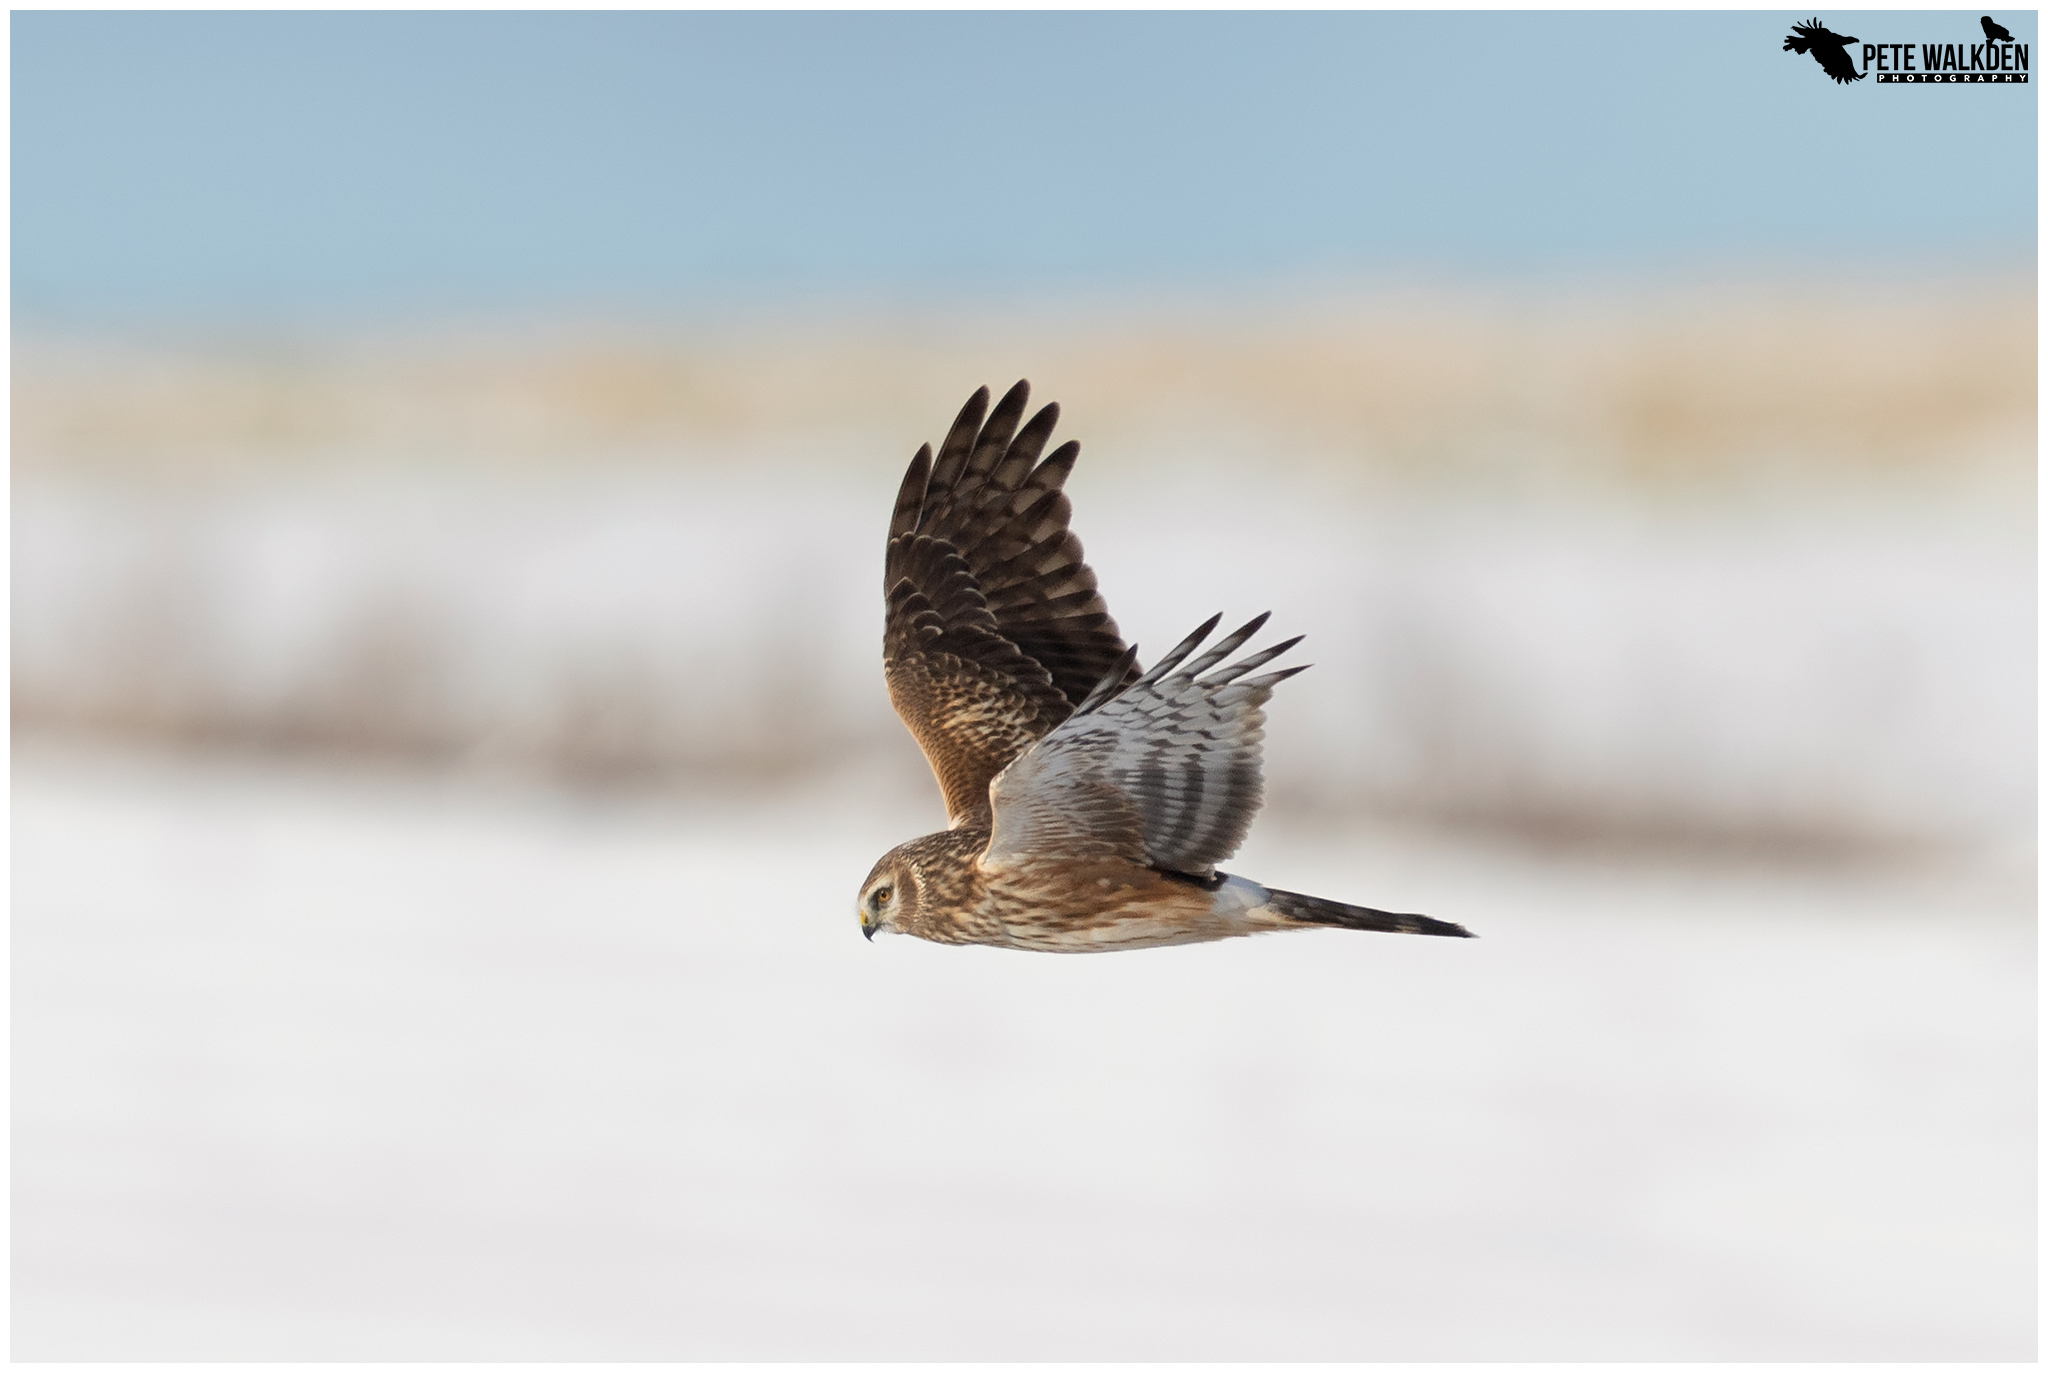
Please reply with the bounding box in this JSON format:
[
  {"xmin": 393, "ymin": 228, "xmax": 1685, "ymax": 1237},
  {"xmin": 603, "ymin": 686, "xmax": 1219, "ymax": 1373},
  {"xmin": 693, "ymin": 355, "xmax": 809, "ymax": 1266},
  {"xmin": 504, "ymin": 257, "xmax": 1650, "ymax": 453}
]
[
  {"xmin": 1982, "ymin": 15, "xmax": 2014, "ymax": 43},
  {"xmin": 857, "ymin": 381, "xmax": 1473, "ymax": 952},
  {"xmin": 1783, "ymin": 18, "xmax": 1865, "ymax": 83}
]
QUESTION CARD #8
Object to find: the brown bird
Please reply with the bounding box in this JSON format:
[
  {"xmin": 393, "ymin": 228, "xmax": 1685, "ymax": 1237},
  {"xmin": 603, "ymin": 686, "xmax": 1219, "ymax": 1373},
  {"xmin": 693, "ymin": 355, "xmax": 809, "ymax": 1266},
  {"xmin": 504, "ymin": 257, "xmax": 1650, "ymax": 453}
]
[{"xmin": 857, "ymin": 380, "xmax": 1473, "ymax": 952}]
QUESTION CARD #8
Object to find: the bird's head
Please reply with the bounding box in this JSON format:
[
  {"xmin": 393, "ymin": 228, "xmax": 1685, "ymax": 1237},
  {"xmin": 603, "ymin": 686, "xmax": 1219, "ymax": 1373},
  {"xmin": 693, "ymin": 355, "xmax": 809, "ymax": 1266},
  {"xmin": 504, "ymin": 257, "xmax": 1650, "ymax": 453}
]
[{"xmin": 856, "ymin": 847, "xmax": 921, "ymax": 942}]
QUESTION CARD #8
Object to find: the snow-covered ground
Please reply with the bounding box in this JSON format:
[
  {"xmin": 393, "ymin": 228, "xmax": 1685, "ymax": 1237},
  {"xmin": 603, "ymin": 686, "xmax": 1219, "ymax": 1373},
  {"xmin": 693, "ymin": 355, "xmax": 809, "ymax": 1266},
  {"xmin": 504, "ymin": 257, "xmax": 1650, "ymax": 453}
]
[{"xmin": 12, "ymin": 740, "xmax": 2033, "ymax": 1360}]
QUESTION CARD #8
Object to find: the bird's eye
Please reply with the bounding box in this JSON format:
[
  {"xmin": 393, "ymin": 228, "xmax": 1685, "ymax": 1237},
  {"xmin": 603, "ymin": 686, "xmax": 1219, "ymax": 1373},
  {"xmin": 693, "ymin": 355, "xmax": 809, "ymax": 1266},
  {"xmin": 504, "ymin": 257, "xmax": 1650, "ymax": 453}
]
[{"xmin": 872, "ymin": 886, "xmax": 893, "ymax": 906}]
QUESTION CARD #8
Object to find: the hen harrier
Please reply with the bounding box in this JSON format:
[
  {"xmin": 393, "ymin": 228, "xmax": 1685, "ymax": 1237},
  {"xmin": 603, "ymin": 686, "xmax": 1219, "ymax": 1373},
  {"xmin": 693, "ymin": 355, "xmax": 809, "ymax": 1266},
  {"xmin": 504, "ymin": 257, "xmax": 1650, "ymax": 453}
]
[
  {"xmin": 857, "ymin": 381, "xmax": 1473, "ymax": 951},
  {"xmin": 1783, "ymin": 18, "xmax": 1864, "ymax": 83}
]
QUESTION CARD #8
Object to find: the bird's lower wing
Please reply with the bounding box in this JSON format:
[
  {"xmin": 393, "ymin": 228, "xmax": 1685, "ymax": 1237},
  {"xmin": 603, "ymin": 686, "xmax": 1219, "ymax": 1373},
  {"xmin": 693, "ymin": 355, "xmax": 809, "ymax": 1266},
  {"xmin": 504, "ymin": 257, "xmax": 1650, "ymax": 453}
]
[{"xmin": 983, "ymin": 614, "xmax": 1304, "ymax": 876}]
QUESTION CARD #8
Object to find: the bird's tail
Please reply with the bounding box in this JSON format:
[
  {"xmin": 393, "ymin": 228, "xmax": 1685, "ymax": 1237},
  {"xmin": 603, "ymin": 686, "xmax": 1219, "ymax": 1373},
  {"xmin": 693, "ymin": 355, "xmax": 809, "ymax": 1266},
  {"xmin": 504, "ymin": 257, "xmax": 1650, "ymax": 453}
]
[
  {"xmin": 1782, "ymin": 33, "xmax": 1812, "ymax": 53},
  {"xmin": 1262, "ymin": 887, "xmax": 1474, "ymax": 939}
]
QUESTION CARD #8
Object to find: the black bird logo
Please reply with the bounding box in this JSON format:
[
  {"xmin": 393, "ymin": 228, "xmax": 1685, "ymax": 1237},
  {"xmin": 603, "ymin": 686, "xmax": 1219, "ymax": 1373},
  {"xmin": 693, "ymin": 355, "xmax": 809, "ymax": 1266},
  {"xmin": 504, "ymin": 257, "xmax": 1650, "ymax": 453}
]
[
  {"xmin": 1981, "ymin": 15, "xmax": 2014, "ymax": 43},
  {"xmin": 1783, "ymin": 17, "xmax": 1864, "ymax": 83}
]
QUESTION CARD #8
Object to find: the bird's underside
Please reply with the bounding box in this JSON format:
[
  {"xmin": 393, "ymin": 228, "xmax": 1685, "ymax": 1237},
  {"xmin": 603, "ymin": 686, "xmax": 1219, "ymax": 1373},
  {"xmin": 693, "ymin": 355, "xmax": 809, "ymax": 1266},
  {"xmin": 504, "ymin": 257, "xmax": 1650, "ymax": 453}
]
[{"xmin": 858, "ymin": 380, "xmax": 1472, "ymax": 951}]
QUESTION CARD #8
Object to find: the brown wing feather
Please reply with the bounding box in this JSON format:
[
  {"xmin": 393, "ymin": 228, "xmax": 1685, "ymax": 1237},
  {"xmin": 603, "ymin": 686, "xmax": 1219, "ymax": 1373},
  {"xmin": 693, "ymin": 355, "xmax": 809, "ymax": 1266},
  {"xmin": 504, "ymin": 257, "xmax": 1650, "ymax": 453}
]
[{"xmin": 884, "ymin": 381, "xmax": 1134, "ymax": 822}]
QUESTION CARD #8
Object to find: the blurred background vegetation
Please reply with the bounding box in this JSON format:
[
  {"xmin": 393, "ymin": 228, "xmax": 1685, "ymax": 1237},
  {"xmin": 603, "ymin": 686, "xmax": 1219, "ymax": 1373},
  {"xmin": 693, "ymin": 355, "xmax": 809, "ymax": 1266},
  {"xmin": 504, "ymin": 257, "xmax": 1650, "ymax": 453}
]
[{"xmin": 14, "ymin": 275, "xmax": 2034, "ymax": 858}]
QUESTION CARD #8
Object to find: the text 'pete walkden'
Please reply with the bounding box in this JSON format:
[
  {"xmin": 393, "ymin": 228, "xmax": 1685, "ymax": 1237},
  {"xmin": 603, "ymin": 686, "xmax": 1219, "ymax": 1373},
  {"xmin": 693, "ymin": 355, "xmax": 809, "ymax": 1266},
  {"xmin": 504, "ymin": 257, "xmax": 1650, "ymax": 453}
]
[{"xmin": 1865, "ymin": 40, "xmax": 2030, "ymax": 81}]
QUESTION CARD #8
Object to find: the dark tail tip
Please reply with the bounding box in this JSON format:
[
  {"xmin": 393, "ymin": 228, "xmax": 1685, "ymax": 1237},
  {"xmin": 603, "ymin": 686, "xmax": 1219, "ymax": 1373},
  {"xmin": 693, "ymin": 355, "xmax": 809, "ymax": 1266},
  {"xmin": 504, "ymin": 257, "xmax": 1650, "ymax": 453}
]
[{"xmin": 1265, "ymin": 887, "xmax": 1475, "ymax": 939}]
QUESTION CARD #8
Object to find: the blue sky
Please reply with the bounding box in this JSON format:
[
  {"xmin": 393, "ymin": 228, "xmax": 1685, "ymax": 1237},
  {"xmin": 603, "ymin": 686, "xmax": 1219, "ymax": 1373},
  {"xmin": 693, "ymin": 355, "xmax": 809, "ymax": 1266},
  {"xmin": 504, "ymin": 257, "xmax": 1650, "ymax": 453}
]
[{"xmin": 12, "ymin": 10, "xmax": 2038, "ymax": 323}]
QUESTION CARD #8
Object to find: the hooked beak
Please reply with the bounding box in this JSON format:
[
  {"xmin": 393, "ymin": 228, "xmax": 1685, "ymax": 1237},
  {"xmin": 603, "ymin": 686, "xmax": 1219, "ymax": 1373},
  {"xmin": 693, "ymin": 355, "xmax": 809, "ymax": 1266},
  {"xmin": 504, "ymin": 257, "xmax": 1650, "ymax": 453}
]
[{"xmin": 862, "ymin": 919, "xmax": 876, "ymax": 941}]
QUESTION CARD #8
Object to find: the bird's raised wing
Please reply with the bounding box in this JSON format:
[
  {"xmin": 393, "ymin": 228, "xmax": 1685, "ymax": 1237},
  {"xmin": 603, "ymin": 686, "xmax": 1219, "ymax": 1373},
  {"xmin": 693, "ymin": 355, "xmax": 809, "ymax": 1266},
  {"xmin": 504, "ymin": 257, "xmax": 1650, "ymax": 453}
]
[
  {"xmin": 884, "ymin": 381, "xmax": 1134, "ymax": 823},
  {"xmin": 981, "ymin": 614, "xmax": 1304, "ymax": 878}
]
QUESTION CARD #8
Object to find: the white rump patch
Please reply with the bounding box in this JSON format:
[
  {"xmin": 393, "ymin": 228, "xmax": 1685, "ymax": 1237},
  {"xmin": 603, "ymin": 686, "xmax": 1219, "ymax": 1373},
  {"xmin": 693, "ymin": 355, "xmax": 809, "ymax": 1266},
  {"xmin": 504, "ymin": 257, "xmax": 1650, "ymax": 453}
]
[{"xmin": 1210, "ymin": 874, "xmax": 1271, "ymax": 925}]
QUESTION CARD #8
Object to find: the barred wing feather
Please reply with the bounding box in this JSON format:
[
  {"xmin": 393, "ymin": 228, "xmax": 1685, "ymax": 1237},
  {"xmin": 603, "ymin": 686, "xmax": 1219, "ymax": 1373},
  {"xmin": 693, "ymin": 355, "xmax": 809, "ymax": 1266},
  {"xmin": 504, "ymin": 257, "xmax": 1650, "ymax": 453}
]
[
  {"xmin": 983, "ymin": 614, "xmax": 1305, "ymax": 876},
  {"xmin": 884, "ymin": 381, "xmax": 1135, "ymax": 822}
]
